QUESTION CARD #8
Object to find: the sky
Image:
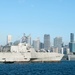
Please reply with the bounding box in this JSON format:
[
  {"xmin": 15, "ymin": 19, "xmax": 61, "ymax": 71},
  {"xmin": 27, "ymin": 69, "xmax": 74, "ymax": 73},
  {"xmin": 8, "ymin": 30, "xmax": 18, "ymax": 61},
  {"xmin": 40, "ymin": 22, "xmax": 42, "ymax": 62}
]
[{"xmin": 0, "ymin": 0, "xmax": 75, "ymax": 45}]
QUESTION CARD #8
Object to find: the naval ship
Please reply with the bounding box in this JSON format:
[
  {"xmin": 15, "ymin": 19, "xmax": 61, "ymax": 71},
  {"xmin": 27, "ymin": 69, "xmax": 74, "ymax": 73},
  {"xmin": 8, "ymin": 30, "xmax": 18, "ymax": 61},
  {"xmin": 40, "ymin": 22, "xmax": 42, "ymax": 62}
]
[
  {"xmin": 0, "ymin": 34, "xmax": 64, "ymax": 63},
  {"xmin": 0, "ymin": 42, "xmax": 64, "ymax": 63}
]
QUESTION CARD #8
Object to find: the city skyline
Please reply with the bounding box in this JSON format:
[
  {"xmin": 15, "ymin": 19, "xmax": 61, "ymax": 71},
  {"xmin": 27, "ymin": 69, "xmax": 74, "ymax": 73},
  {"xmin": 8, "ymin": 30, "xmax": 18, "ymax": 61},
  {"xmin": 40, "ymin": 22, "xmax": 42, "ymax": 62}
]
[
  {"xmin": 0, "ymin": 33, "xmax": 75, "ymax": 46},
  {"xmin": 0, "ymin": 0, "xmax": 75, "ymax": 45}
]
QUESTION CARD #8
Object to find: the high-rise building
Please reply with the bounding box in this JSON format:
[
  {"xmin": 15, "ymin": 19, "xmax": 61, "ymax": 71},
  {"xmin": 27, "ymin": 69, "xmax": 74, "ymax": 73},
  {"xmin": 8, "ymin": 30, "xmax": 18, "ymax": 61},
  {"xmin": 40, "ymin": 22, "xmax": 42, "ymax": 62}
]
[
  {"xmin": 40, "ymin": 42, "xmax": 44, "ymax": 49},
  {"xmin": 54, "ymin": 37, "xmax": 62, "ymax": 50},
  {"xmin": 69, "ymin": 42, "xmax": 75, "ymax": 53},
  {"xmin": 69, "ymin": 33, "xmax": 75, "ymax": 53},
  {"xmin": 33, "ymin": 38, "xmax": 40, "ymax": 51},
  {"xmin": 7, "ymin": 35, "xmax": 12, "ymax": 45},
  {"xmin": 44, "ymin": 34, "xmax": 50, "ymax": 50},
  {"xmin": 70, "ymin": 33, "xmax": 74, "ymax": 42}
]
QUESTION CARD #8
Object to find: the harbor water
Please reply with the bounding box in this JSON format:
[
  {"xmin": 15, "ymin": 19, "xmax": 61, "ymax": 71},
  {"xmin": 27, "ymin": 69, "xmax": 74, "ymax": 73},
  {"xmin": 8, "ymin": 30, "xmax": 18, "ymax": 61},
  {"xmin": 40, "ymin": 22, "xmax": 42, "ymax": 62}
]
[{"xmin": 0, "ymin": 61, "xmax": 75, "ymax": 75}]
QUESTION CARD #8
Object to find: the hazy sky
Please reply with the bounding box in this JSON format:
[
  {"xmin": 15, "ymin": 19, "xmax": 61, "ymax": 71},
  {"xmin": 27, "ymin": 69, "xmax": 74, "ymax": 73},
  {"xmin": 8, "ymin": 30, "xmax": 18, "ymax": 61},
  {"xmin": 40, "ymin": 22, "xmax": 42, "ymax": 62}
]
[{"xmin": 0, "ymin": 0, "xmax": 75, "ymax": 45}]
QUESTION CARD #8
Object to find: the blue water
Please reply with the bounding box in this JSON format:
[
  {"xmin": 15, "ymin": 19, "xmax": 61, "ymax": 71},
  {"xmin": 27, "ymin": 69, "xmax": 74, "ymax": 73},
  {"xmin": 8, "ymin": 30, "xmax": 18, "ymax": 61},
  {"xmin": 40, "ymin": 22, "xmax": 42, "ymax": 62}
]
[{"xmin": 0, "ymin": 61, "xmax": 75, "ymax": 75}]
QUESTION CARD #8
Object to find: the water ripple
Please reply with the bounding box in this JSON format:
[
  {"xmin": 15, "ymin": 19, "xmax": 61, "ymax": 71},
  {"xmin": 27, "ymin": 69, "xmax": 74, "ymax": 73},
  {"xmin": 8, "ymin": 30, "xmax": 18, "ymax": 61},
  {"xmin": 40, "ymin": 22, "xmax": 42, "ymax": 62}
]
[{"xmin": 0, "ymin": 61, "xmax": 75, "ymax": 75}]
